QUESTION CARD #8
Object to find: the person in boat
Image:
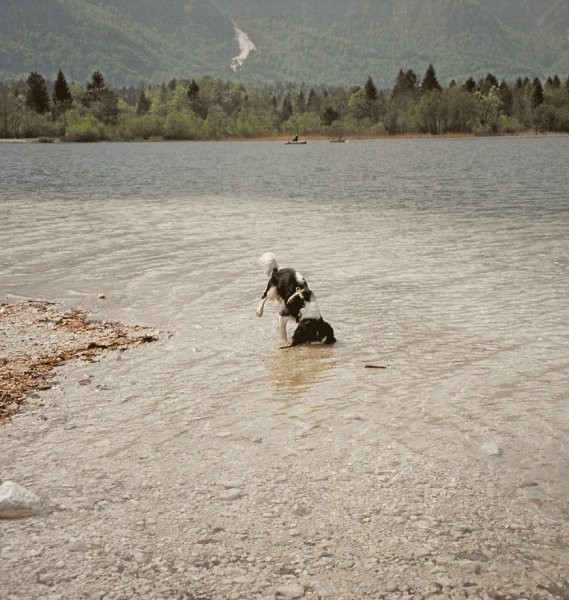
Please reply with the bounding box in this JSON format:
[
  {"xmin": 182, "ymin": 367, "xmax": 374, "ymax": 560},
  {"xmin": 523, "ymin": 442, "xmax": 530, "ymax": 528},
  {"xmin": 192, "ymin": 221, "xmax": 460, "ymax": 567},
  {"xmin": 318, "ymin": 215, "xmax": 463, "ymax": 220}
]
[{"xmin": 292, "ymin": 134, "xmax": 298, "ymax": 142}]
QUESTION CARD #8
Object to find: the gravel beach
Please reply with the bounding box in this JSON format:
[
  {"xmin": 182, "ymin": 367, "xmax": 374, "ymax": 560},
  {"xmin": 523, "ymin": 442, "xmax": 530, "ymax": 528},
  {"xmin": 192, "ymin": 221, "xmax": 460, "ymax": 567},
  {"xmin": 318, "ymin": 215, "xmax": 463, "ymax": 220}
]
[
  {"xmin": 2, "ymin": 138, "xmax": 569, "ymax": 599},
  {"xmin": 1, "ymin": 300, "xmax": 568, "ymax": 600}
]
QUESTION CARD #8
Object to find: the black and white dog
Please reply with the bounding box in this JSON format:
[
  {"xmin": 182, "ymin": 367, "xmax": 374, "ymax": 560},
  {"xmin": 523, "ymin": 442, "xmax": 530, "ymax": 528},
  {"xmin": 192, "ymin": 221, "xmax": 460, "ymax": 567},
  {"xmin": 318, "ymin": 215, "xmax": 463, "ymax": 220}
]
[{"xmin": 256, "ymin": 252, "xmax": 336, "ymax": 346}]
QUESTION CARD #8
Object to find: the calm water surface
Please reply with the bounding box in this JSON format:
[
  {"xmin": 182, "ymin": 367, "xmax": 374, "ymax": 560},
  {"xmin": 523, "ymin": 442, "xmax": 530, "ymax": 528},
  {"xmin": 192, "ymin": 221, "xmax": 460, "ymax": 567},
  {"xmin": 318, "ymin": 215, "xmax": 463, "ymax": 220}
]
[{"xmin": 1, "ymin": 138, "xmax": 568, "ymax": 502}]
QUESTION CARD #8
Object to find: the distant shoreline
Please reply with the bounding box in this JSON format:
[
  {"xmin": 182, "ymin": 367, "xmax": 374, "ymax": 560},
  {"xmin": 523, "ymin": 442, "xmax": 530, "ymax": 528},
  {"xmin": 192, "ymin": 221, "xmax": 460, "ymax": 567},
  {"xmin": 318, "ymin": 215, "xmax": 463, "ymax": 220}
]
[{"xmin": 1, "ymin": 131, "xmax": 566, "ymax": 144}]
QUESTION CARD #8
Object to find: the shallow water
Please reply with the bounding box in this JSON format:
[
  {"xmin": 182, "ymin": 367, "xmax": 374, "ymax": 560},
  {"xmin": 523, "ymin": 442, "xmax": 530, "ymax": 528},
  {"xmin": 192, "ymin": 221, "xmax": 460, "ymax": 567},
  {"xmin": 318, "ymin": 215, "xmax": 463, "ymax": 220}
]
[{"xmin": 1, "ymin": 137, "xmax": 569, "ymax": 503}]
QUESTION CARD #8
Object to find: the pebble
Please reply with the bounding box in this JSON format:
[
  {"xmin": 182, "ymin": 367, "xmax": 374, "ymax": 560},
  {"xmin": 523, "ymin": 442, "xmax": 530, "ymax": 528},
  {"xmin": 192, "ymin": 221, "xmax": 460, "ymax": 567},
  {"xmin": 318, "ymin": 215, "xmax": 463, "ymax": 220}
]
[
  {"xmin": 219, "ymin": 480, "xmax": 245, "ymax": 489},
  {"xmin": 291, "ymin": 504, "xmax": 310, "ymax": 517},
  {"xmin": 37, "ymin": 572, "xmax": 55, "ymax": 585},
  {"xmin": 275, "ymin": 583, "xmax": 305, "ymax": 599},
  {"xmin": 481, "ymin": 440, "xmax": 503, "ymax": 456},
  {"xmin": 68, "ymin": 541, "xmax": 89, "ymax": 552},
  {"xmin": 220, "ymin": 489, "xmax": 244, "ymax": 501},
  {"xmin": 0, "ymin": 481, "xmax": 41, "ymax": 518}
]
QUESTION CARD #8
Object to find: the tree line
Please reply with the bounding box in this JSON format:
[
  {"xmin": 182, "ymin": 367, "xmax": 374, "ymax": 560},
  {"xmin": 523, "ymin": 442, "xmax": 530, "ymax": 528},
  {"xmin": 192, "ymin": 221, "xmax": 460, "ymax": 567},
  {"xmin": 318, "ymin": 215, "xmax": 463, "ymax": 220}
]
[{"xmin": 1, "ymin": 64, "xmax": 569, "ymax": 141}]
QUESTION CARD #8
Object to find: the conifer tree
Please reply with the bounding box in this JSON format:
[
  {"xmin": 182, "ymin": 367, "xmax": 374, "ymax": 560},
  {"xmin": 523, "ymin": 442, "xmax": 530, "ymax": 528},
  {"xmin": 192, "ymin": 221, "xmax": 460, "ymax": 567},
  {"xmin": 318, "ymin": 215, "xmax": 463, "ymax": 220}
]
[
  {"xmin": 498, "ymin": 79, "xmax": 513, "ymax": 116},
  {"xmin": 477, "ymin": 73, "xmax": 498, "ymax": 95},
  {"xmin": 306, "ymin": 88, "xmax": 321, "ymax": 113},
  {"xmin": 52, "ymin": 69, "xmax": 72, "ymax": 115},
  {"xmin": 421, "ymin": 64, "xmax": 441, "ymax": 92},
  {"xmin": 392, "ymin": 69, "xmax": 418, "ymax": 97},
  {"xmin": 531, "ymin": 77, "xmax": 544, "ymax": 109},
  {"xmin": 463, "ymin": 77, "xmax": 477, "ymax": 93},
  {"xmin": 280, "ymin": 94, "xmax": 293, "ymax": 122},
  {"xmin": 84, "ymin": 70, "xmax": 119, "ymax": 124},
  {"xmin": 25, "ymin": 71, "xmax": 50, "ymax": 114},
  {"xmin": 296, "ymin": 90, "xmax": 306, "ymax": 113},
  {"xmin": 86, "ymin": 70, "xmax": 107, "ymax": 103},
  {"xmin": 321, "ymin": 106, "xmax": 339, "ymax": 126},
  {"xmin": 187, "ymin": 79, "xmax": 200, "ymax": 101},
  {"xmin": 136, "ymin": 90, "xmax": 151, "ymax": 115},
  {"xmin": 364, "ymin": 76, "xmax": 378, "ymax": 101},
  {"xmin": 187, "ymin": 79, "xmax": 207, "ymax": 118}
]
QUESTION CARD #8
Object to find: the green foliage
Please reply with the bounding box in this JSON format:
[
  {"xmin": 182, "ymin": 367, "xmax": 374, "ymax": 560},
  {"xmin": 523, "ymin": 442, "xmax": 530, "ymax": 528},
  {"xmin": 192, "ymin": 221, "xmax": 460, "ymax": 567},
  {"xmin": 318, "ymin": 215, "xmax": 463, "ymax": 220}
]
[
  {"xmin": 164, "ymin": 111, "xmax": 201, "ymax": 140},
  {"xmin": 65, "ymin": 108, "xmax": 105, "ymax": 142},
  {"xmin": 413, "ymin": 91, "xmax": 444, "ymax": 134},
  {"xmin": 2, "ymin": 65, "xmax": 569, "ymax": 140},
  {"xmin": 117, "ymin": 113, "xmax": 164, "ymax": 140},
  {"xmin": 474, "ymin": 88, "xmax": 502, "ymax": 134}
]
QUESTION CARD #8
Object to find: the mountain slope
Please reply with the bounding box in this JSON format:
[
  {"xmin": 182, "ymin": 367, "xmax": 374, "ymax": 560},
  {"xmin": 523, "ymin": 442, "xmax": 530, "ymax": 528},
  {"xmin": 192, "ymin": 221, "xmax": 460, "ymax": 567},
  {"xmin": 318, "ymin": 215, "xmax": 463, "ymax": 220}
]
[
  {"xmin": 215, "ymin": 0, "xmax": 569, "ymax": 85},
  {"xmin": 1, "ymin": 0, "xmax": 568, "ymax": 86},
  {"xmin": 0, "ymin": 0, "xmax": 237, "ymax": 85}
]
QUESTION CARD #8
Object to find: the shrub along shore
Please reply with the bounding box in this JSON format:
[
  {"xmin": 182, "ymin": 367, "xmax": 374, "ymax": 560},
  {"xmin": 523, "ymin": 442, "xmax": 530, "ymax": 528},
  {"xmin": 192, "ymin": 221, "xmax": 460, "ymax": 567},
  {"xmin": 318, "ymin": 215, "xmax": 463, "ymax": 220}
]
[{"xmin": 2, "ymin": 65, "xmax": 569, "ymax": 142}]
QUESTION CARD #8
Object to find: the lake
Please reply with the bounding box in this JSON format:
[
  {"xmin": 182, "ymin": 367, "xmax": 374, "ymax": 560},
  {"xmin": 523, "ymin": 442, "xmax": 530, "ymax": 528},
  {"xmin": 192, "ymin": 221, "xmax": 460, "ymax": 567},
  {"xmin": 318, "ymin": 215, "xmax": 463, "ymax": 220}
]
[{"xmin": 1, "ymin": 137, "xmax": 569, "ymax": 574}]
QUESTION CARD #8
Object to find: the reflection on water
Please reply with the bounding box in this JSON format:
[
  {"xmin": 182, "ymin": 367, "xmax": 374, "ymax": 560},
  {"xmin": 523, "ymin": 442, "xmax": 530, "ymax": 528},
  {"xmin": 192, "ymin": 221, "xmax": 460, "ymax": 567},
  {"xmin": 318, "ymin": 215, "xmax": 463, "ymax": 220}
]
[{"xmin": 263, "ymin": 344, "xmax": 337, "ymax": 403}]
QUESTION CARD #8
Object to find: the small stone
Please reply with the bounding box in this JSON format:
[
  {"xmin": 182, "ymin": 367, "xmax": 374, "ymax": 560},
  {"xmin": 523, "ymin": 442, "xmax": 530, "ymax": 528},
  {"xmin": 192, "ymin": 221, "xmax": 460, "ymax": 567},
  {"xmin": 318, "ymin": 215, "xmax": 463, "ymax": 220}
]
[
  {"xmin": 98, "ymin": 294, "xmax": 106, "ymax": 299},
  {"xmin": 219, "ymin": 480, "xmax": 245, "ymax": 489},
  {"xmin": 275, "ymin": 583, "xmax": 305, "ymax": 599},
  {"xmin": 37, "ymin": 572, "xmax": 55, "ymax": 585},
  {"xmin": 338, "ymin": 560, "xmax": 354, "ymax": 569},
  {"xmin": 232, "ymin": 575, "xmax": 254, "ymax": 584},
  {"xmin": 68, "ymin": 541, "xmax": 89, "ymax": 552},
  {"xmin": 292, "ymin": 504, "xmax": 310, "ymax": 517},
  {"xmin": 0, "ymin": 481, "xmax": 41, "ymax": 518},
  {"xmin": 220, "ymin": 488, "xmax": 244, "ymax": 501},
  {"xmin": 481, "ymin": 440, "xmax": 502, "ymax": 456},
  {"xmin": 385, "ymin": 583, "xmax": 398, "ymax": 593}
]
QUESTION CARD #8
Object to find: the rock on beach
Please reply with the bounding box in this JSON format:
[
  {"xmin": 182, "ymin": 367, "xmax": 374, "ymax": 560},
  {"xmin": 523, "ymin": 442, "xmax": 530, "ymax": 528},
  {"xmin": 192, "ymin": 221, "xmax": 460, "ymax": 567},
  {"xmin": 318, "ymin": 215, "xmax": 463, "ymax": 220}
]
[{"xmin": 0, "ymin": 481, "xmax": 42, "ymax": 518}]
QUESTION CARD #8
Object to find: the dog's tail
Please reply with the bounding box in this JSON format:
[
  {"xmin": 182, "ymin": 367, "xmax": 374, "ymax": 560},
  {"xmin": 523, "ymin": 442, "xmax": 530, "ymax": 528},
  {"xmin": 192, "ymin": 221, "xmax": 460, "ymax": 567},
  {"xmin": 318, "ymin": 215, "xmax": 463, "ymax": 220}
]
[{"xmin": 259, "ymin": 252, "xmax": 279, "ymax": 278}]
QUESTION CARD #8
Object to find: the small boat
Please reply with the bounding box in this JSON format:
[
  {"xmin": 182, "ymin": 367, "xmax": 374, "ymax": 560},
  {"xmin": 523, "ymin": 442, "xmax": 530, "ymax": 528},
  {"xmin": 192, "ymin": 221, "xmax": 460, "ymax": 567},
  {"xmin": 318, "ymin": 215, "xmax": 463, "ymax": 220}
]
[
  {"xmin": 285, "ymin": 140, "xmax": 307, "ymax": 145},
  {"xmin": 329, "ymin": 137, "xmax": 347, "ymax": 143}
]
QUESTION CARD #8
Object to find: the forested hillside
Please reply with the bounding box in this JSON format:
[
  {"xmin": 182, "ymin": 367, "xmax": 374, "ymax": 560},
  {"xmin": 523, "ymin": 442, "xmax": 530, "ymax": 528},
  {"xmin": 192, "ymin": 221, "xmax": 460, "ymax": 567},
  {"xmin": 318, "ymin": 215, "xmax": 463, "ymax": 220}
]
[
  {"xmin": 0, "ymin": 0, "xmax": 236, "ymax": 85},
  {"xmin": 1, "ymin": 0, "xmax": 568, "ymax": 86},
  {"xmin": 215, "ymin": 0, "xmax": 569, "ymax": 85}
]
